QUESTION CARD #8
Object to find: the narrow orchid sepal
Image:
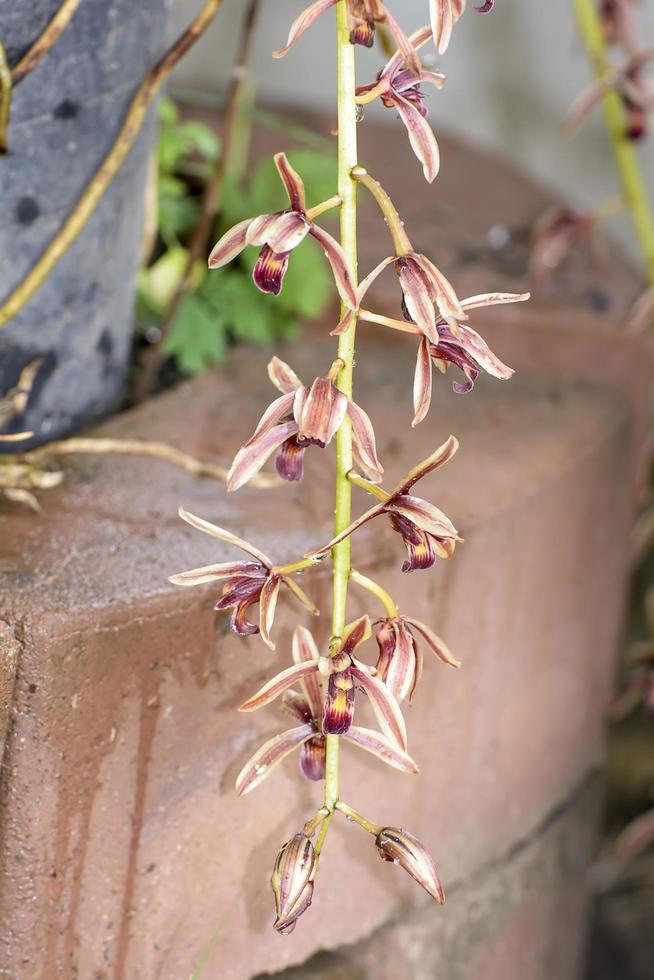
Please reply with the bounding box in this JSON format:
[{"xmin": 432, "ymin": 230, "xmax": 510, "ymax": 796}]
[
  {"xmin": 239, "ymin": 661, "xmax": 321, "ymax": 713},
  {"xmin": 351, "ymin": 661, "xmax": 408, "ymax": 750},
  {"xmin": 344, "ymin": 726, "xmax": 419, "ymax": 774},
  {"xmin": 235, "ymin": 724, "xmax": 315, "ymax": 796}
]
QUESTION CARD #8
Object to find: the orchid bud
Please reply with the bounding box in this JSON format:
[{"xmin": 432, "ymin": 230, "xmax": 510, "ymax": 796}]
[
  {"xmin": 375, "ymin": 827, "xmax": 444, "ymax": 904},
  {"xmin": 271, "ymin": 834, "xmax": 318, "ymax": 935}
]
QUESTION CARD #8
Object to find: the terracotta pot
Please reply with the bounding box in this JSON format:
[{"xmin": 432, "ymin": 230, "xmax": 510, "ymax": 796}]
[{"xmin": 0, "ymin": 0, "xmax": 170, "ymax": 447}]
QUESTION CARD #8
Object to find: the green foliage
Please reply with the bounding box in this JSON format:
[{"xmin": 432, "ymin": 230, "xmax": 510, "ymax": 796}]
[{"xmin": 137, "ymin": 98, "xmax": 337, "ymax": 377}]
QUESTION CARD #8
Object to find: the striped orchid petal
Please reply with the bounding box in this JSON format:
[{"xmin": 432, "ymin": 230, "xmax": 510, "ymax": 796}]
[
  {"xmin": 344, "ymin": 726, "xmax": 419, "ymax": 774},
  {"xmin": 272, "ymin": 0, "xmax": 336, "ymax": 58},
  {"xmin": 382, "ymin": 620, "xmax": 417, "ymax": 703},
  {"xmin": 442, "ymin": 323, "xmax": 514, "ymax": 381},
  {"xmin": 268, "ymin": 356, "xmax": 303, "ymax": 394},
  {"xmin": 415, "ymin": 252, "xmax": 467, "ymax": 322},
  {"xmin": 386, "ymin": 495, "xmax": 459, "ymax": 540},
  {"xmin": 430, "ymin": 0, "xmax": 466, "ymax": 54},
  {"xmin": 346, "ymin": 400, "xmax": 384, "ymax": 482},
  {"xmin": 208, "ymin": 218, "xmax": 252, "ymax": 269},
  {"xmin": 292, "ymin": 626, "xmax": 324, "ymax": 720},
  {"xmin": 351, "ymin": 662, "xmax": 408, "ymax": 751},
  {"xmin": 461, "ymin": 291, "xmax": 530, "ymax": 311},
  {"xmin": 247, "ymin": 391, "xmax": 296, "ymax": 443},
  {"xmin": 259, "ymin": 575, "xmax": 281, "ymax": 650},
  {"xmin": 405, "ymin": 618, "xmax": 461, "ymax": 668},
  {"xmin": 308, "ymin": 224, "xmax": 358, "ymax": 309},
  {"xmin": 263, "ymin": 212, "xmax": 311, "ymax": 254},
  {"xmin": 235, "ymin": 724, "xmax": 314, "ymax": 796},
  {"xmin": 294, "ymin": 378, "xmax": 349, "ymax": 446},
  {"xmin": 342, "ymin": 614, "xmax": 372, "ymax": 655},
  {"xmin": 397, "ymin": 257, "xmax": 439, "ymax": 341},
  {"xmin": 274, "ymin": 152, "xmax": 307, "ymax": 211},
  {"xmin": 246, "ymin": 213, "xmax": 282, "ymax": 246},
  {"xmin": 305, "ymin": 501, "xmax": 385, "ymax": 559},
  {"xmin": 227, "ymin": 421, "xmax": 298, "ymax": 493},
  {"xmin": 413, "ymin": 336, "xmax": 433, "ymax": 427},
  {"xmin": 169, "ymin": 560, "xmax": 262, "ymax": 587},
  {"xmin": 177, "ymin": 506, "xmax": 271, "ymax": 566},
  {"xmin": 395, "ymin": 435, "xmax": 459, "ymax": 494},
  {"xmin": 393, "ymin": 92, "xmax": 441, "ymax": 184},
  {"xmin": 239, "ymin": 661, "xmax": 321, "ymax": 713}
]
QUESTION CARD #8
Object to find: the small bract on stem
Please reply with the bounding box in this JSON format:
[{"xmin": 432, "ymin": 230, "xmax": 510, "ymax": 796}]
[{"xmin": 171, "ymin": 0, "xmax": 512, "ymax": 934}]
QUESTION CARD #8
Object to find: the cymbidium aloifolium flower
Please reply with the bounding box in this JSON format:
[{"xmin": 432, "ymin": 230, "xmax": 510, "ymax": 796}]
[
  {"xmin": 375, "ymin": 826, "xmax": 445, "ymax": 903},
  {"xmin": 273, "ymin": 0, "xmax": 421, "ymax": 72},
  {"xmin": 169, "ymin": 507, "xmax": 317, "ymax": 649},
  {"xmin": 355, "ymin": 27, "xmax": 446, "ymax": 183},
  {"xmin": 235, "ymin": 626, "xmax": 418, "ymax": 796},
  {"xmin": 309, "ymin": 436, "xmax": 460, "ymax": 573},
  {"xmin": 271, "ymin": 833, "xmax": 318, "ymax": 934},
  {"xmin": 226, "ymin": 356, "xmax": 383, "ymax": 491},
  {"xmin": 208, "ymin": 152, "xmax": 357, "ymax": 305},
  {"xmin": 375, "ymin": 614, "xmax": 460, "ymax": 703},
  {"xmin": 239, "ymin": 615, "xmax": 408, "ymax": 752}
]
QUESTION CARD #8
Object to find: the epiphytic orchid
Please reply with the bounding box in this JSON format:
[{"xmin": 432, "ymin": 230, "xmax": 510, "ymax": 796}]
[
  {"xmin": 356, "ymin": 27, "xmax": 445, "ymax": 182},
  {"xmin": 239, "ymin": 616, "xmax": 408, "ymax": 750},
  {"xmin": 235, "ymin": 625, "xmax": 419, "ymax": 796},
  {"xmin": 309, "ymin": 436, "xmax": 460, "ymax": 572},
  {"xmin": 208, "ymin": 152, "xmax": 357, "ymax": 306},
  {"xmin": 273, "ymin": 0, "xmax": 421, "ymax": 72},
  {"xmin": 169, "ymin": 507, "xmax": 317, "ymax": 649},
  {"xmin": 375, "ymin": 615, "xmax": 460, "ymax": 703},
  {"xmin": 227, "ymin": 355, "xmax": 383, "ymax": 491}
]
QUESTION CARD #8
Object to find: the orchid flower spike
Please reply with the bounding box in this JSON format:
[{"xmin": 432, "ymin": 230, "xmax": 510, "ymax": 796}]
[
  {"xmin": 227, "ymin": 355, "xmax": 383, "ymax": 491},
  {"xmin": 208, "ymin": 152, "xmax": 356, "ymax": 307},
  {"xmin": 356, "ymin": 27, "xmax": 446, "ymax": 182},
  {"xmin": 274, "ymin": 0, "xmax": 422, "ymax": 72},
  {"xmin": 169, "ymin": 507, "xmax": 317, "ymax": 649},
  {"xmin": 309, "ymin": 436, "xmax": 460, "ymax": 573},
  {"xmin": 235, "ymin": 626, "xmax": 419, "ymax": 797}
]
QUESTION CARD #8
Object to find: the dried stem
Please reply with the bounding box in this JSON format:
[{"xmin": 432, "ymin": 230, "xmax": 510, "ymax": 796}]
[
  {"xmin": 574, "ymin": 0, "xmax": 654, "ymax": 286},
  {"xmin": 11, "ymin": 0, "xmax": 81, "ymax": 85},
  {"xmin": 24, "ymin": 436, "xmax": 278, "ymax": 488},
  {"xmin": 135, "ymin": 0, "xmax": 261, "ymax": 401},
  {"xmin": 0, "ymin": 40, "xmax": 11, "ymax": 154},
  {"xmin": 0, "ymin": 0, "xmax": 224, "ymax": 328}
]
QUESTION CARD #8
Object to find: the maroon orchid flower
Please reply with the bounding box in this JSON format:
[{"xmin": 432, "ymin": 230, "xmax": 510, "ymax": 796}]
[
  {"xmin": 273, "ymin": 0, "xmax": 421, "ymax": 72},
  {"xmin": 356, "ymin": 27, "xmax": 446, "ymax": 183},
  {"xmin": 227, "ymin": 356, "xmax": 383, "ymax": 492},
  {"xmin": 346, "ymin": 289, "xmax": 524, "ymax": 424},
  {"xmin": 239, "ymin": 616, "xmax": 408, "ymax": 751},
  {"xmin": 235, "ymin": 626, "xmax": 418, "ymax": 796},
  {"xmin": 169, "ymin": 507, "xmax": 317, "ymax": 650},
  {"xmin": 375, "ymin": 615, "xmax": 460, "ymax": 703},
  {"xmin": 309, "ymin": 436, "xmax": 460, "ymax": 573},
  {"xmin": 208, "ymin": 152, "xmax": 356, "ymax": 306},
  {"xmin": 564, "ymin": 49, "xmax": 654, "ymax": 142}
]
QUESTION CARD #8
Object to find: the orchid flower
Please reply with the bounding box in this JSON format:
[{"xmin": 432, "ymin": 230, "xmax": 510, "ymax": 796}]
[
  {"xmin": 375, "ymin": 614, "xmax": 460, "ymax": 703},
  {"xmin": 273, "ymin": 0, "xmax": 422, "ymax": 73},
  {"xmin": 227, "ymin": 355, "xmax": 383, "ymax": 491},
  {"xmin": 238, "ymin": 616, "xmax": 408, "ymax": 751},
  {"xmin": 356, "ymin": 27, "xmax": 446, "ymax": 182},
  {"xmin": 169, "ymin": 507, "xmax": 317, "ymax": 649},
  {"xmin": 430, "ymin": 0, "xmax": 466, "ymax": 54},
  {"xmin": 309, "ymin": 436, "xmax": 460, "ymax": 573},
  {"xmin": 235, "ymin": 626, "xmax": 419, "ymax": 796},
  {"xmin": 564, "ymin": 49, "xmax": 654, "ymax": 141},
  {"xmin": 208, "ymin": 152, "xmax": 356, "ymax": 306}
]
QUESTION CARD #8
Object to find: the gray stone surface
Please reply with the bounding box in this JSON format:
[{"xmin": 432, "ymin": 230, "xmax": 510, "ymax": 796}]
[{"xmin": 0, "ymin": 0, "xmax": 171, "ymax": 445}]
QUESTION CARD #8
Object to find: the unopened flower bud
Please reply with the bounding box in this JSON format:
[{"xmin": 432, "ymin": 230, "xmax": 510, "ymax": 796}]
[
  {"xmin": 375, "ymin": 827, "xmax": 444, "ymax": 904},
  {"xmin": 271, "ymin": 834, "xmax": 318, "ymax": 935}
]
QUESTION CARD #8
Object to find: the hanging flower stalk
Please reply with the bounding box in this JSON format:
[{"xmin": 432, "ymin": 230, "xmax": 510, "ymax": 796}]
[{"xmin": 171, "ymin": 0, "xmax": 518, "ymax": 934}]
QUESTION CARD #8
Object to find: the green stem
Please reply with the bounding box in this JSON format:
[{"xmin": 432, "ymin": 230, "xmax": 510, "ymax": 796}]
[
  {"xmin": 350, "ymin": 569, "xmax": 398, "ymax": 619},
  {"xmin": 335, "ymin": 801, "xmax": 382, "ymax": 835},
  {"xmin": 574, "ymin": 0, "xmax": 654, "ymax": 286},
  {"xmin": 320, "ymin": 0, "xmax": 360, "ymax": 839}
]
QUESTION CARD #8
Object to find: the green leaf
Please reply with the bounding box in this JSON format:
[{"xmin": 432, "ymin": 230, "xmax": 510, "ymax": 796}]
[
  {"xmin": 158, "ymin": 95, "xmax": 179, "ymax": 126},
  {"xmin": 179, "ymin": 121, "xmax": 220, "ymax": 162},
  {"xmin": 163, "ymin": 294, "xmax": 227, "ymax": 375},
  {"xmin": 137, "ymin": 246, "xmax": 189, "ymax": 315},
  {"xmin": 275, "ymin": 237, "xmax": 332, "ymax": 319}
]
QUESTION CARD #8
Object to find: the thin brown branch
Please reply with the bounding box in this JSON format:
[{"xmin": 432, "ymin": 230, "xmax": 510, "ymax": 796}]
[
  {"xmin": 11, "ymin": 0, "xmax": 81, "ymax": 85},
  {"xmin": 0, "ymin": 0, "xmax": 224, "ymax": 329},
  {"xmin": 134, "ymin": 0, "xmax": 262, "ymax": 402},
  {"xmin": 25, "ymin": 437, "xmax": 280, "ymax": 488}
]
